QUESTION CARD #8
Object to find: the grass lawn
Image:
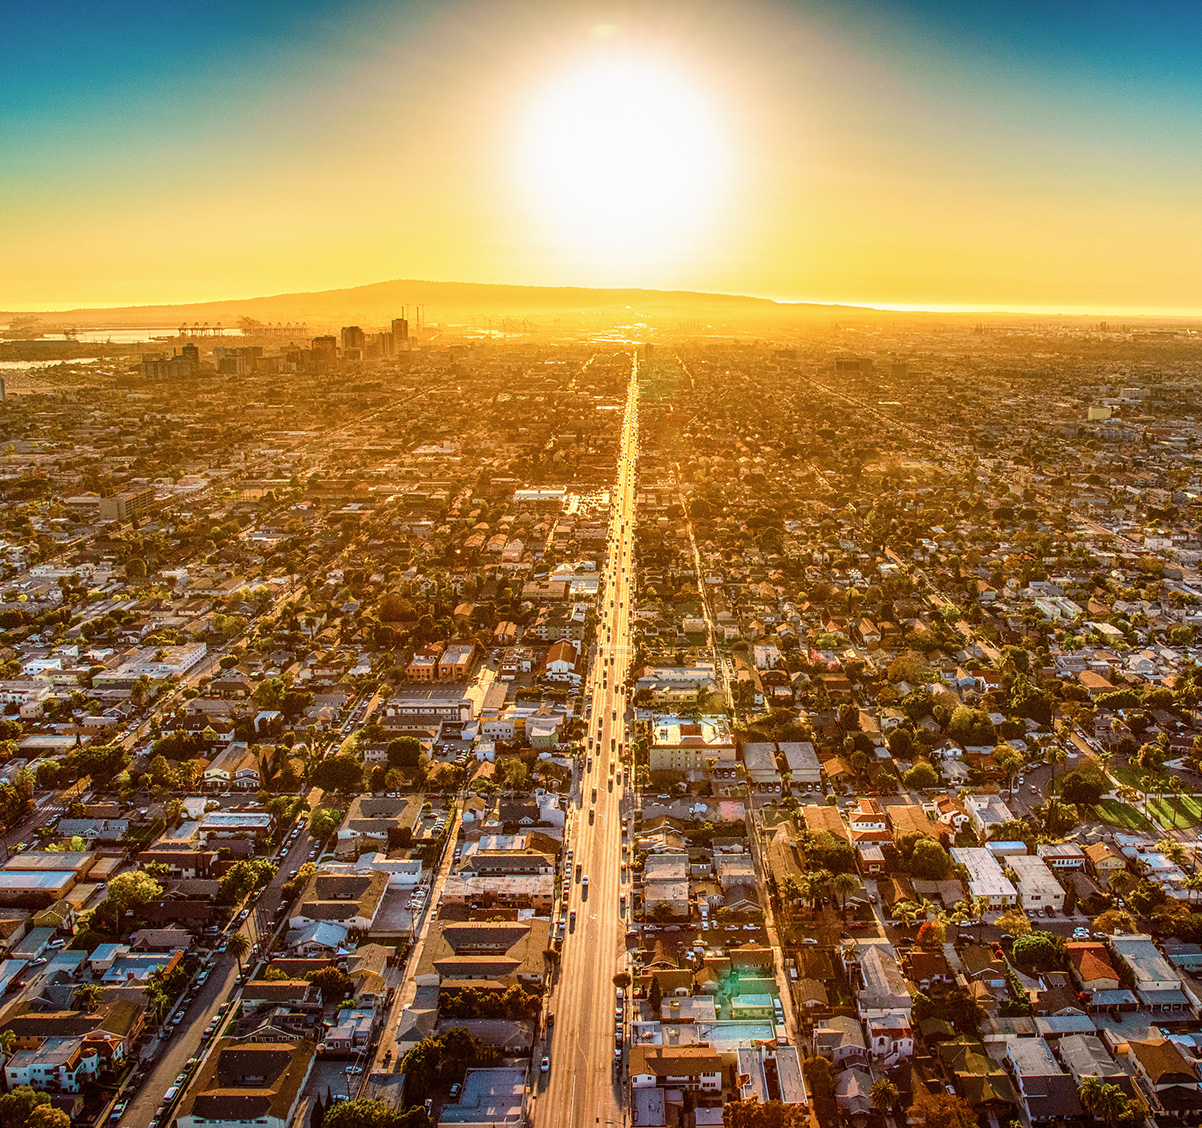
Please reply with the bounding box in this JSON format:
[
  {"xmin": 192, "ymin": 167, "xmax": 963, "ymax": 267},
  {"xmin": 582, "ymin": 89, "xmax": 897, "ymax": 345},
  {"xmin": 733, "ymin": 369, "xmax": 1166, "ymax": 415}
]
[
  {"xmin": 1147, "ymin": 793, "xmax": 1202, "ymax": 829},
  {"xmin": 1111, "ymin": 762, "xmax": 1173, "ymax": 791},
  {"xmin": 1092, "ymin": 798, "xmax": 1156, "ymax": 832}
]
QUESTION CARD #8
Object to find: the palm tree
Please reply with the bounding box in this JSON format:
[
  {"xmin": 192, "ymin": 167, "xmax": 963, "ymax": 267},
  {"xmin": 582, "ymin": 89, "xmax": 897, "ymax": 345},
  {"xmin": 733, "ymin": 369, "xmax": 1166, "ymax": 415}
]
[
  {"xmin": 973, "ymin": 895, "xmax": 991, "ymax": 942},
  {"xmin": 1049, "ymin": 743, "xmax": 1068, "ymax": 791},
  {"xmin": 871, "ymin": 1078, "xmax": 900, "ymax": 1114},
  {"xmin": 828, "ymin": 871, "xmax": 858, "ymax": 922},
  {"xmin": 1078, "ymin": 1075, "xmax": 1105, "ymax": 1120},
  {"xmin": 227, "ymin": 932, "xmax": 251, "ymax": 974},
  {"xmin": 1156, "ymin": 838, "xmax": 1186, "ymax": 866},
  {"xmin": 73, "ymin": 983, "xmax": 104, "ymax": 1011}
]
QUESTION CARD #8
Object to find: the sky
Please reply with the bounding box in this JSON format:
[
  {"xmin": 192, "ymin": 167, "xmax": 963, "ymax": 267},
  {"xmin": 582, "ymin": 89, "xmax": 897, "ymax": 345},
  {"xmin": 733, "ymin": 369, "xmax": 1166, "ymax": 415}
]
[{"xmin": 2, "ymin": 0, "xmax": 1201, "ymax": 314}]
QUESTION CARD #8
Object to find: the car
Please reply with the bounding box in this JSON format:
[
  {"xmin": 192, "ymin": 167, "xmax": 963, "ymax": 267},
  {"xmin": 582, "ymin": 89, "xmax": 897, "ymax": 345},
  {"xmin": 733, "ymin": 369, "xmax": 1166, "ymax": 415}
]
[
  {"xmin": 1091, "ymin": 931, "xmax": 1109, "ymax": 940},
  {"xmin": 345, "ymin": 1065, "xmax": 364, "ymax": 1075},
  {"xmin": 109, "ymin": 1101, "xmax": 128, "ymax": 1121},
  {"xmin": 449, "ymin": 1082, "xmax": 462, "ymax": 1101},
  {"xmin": 541, "ymin": 1055, "xmax": 550, "ymax": 1073},
  {"xmin": 802, "ymin": 937, "xmax": 818, "ymax": 945}
]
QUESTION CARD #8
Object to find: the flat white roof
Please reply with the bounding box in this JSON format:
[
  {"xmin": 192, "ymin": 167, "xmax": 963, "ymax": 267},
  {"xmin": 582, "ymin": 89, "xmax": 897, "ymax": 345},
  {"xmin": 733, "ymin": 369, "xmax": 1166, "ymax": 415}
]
[{"xmin": 951, "ymin": 847, "xmax": 1017, "ymax": 899}]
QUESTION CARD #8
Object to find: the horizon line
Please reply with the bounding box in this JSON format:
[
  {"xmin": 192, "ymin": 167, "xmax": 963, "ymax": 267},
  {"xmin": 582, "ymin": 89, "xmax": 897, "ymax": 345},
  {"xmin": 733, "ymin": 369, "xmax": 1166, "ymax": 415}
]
[{"xmin": 2, "ymin": 277, "xmax": 1202, "ymax": 322}]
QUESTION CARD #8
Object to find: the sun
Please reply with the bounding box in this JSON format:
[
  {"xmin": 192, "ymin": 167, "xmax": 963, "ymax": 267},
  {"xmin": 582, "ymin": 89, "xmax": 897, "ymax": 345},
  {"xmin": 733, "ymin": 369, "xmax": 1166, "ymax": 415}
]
[{"xmin": 521, "ymin": 53, "xmax": 725, "ymax": 263}]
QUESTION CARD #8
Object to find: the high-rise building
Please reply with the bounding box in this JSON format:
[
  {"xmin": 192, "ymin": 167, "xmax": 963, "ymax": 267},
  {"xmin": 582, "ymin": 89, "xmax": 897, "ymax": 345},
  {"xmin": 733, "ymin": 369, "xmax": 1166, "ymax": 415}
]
[
  {"xmin": 392, "ymin": 317, "xmax": 409, "ymax": 343},
  {"xmin": 312, "ymin": 335, "xmax": 337, "ymax": 361},
  {"xmin": 374, "ymin": 331, "xmax": 394, "ymax": 357},
  {"xmin": 341, "ymin": 325, "xmax": 366, "ymax": 353}
]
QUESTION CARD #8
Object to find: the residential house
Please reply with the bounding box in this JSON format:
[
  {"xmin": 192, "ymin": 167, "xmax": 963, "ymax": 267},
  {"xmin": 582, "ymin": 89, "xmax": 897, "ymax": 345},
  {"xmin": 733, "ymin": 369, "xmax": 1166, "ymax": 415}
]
[
  {"xmin": 952, "ymin": 847, "xmax": 1018, "ymax": 909},
  {"xmin": 203, "ymin": 743, "xmax": 262, "ymax": 790},
  {"xmin": 629, "ymin": 1045, "xmax": 723, "ymax": 1093},
  {"xmin": 1003, "ymin": 1037, "xmax": 1085, "ymax": 1123},
  {"xmin": 1127, "ymin": 1037, "xmax": 1202, "ymax": 1122},
  {"xmin": 288, "ymin": 872, "xmax": 389, "ymax": 934},
  {"xmin": 333, "ymin": 796, "xmax": 422, "ymax": 860},
  {"xmin": 175, "ymin": 1037, "xmax": 316, "ymax": 1128},
  {"xmin": 1009, "ymin": 855, "xmax": 1066, "ymax": 914},
  {"xmin": 1110, "ymin": 935, "xmax": 1193, "ymax": 1014},
  {"xmin": 413, "ymin": 920, "xmax": 551, "ymax": 992}
]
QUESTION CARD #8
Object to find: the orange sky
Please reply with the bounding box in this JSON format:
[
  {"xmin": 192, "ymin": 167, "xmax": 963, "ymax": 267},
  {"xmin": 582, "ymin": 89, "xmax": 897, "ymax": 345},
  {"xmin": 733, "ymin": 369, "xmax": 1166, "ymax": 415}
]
[{"xmin": 3, "ymin": 0, "xmax": 1201, "ymax": 314}]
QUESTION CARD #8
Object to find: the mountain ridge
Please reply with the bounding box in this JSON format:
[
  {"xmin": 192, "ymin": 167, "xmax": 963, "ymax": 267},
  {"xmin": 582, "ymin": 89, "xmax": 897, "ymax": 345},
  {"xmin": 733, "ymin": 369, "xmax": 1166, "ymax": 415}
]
[{"xmin": 0, "ymin": 276, "xmax": 869, "ymax": 329}]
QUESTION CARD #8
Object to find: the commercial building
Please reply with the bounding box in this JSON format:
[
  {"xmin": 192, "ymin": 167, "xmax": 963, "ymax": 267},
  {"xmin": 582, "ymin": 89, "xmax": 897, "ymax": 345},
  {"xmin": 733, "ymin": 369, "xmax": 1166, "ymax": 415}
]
[{"xmin": 98, "ymin": 486, "xmax": 156, "ymax": 523}]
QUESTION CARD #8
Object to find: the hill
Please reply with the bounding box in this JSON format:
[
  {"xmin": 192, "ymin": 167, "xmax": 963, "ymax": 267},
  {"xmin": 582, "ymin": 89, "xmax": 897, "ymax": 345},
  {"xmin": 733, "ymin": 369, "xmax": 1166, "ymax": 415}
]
[{"xmin": 1, "ymin": 277, "xmax": 864, "ymax": 332}]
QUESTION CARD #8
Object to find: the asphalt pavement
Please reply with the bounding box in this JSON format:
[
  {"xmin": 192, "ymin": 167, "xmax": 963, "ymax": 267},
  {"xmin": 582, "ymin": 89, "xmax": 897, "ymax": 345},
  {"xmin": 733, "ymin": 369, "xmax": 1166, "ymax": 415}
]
[{"xmin": 536, "ymin": 359, "xmax": 638, "ymax": 1128}]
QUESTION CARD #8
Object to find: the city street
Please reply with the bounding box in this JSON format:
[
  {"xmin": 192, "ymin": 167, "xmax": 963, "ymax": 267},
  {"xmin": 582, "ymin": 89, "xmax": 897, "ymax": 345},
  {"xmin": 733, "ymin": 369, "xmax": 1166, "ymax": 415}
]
[
  {"xmin": 116, "ymin": 821, "xmax": 315, "ymax": 1128},
  {"xmin": 535, "ymin": 357, "xmax": 638, "ymax": 1128}
]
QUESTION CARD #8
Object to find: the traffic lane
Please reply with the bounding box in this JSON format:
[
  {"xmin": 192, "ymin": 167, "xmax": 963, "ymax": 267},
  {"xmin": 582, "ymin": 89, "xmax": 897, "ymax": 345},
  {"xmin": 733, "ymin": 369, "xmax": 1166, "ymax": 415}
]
[
  {"xmin": 1005, "ymin": 763, "xmax": 1053, "ymax": 816},
  {"xmin": 243, "ymin": 827, "xmax": 314, "ymax": 951},
  {"xmin": 119, "ymin": 955, "xmax": 237, "ymax": 1128}
]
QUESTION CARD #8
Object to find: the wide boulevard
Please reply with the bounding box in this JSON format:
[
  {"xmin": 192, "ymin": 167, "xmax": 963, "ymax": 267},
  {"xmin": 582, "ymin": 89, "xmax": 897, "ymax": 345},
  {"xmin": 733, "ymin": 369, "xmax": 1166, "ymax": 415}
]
[{"xmin": 535, "ymin": 355, "xmax": 639, "ymax": 1128}]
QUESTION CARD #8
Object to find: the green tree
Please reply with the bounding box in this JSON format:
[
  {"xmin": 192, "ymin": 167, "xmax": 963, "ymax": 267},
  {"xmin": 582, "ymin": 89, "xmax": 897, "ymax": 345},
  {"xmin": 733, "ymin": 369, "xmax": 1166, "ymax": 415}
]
[
  {"xmin": 903, "ymin": 761, "xmax": 939, "ymax": 790},
  {"xmin": 992, "ymin": 743, "xmax": 1025, "ymax": 798},
  {"xmin": 147, "ymin": 753, "xmax": 174, "ymax": 788},
  {"xmin": 801, "ymin": 1056, "xmax": 834, "ymax": 1102},
  {"xmin": 995, "ymin": 907, "xmax": 1031, "ymax": 936},
  {"xmin": 309, "ymin": 807, "xmax": 343, "ymax": 841},
  {"xmin": 72, "ymin": 982, "xmax": 104, "ymax": 1011},
  {"xmin": 387, "ymin": 736, "xmax": 425, "ymax": 770},
  {"xmin": 321, "ymin": 1098, "xmax": 433, "ymax": 1128},
  {"xmin": 226, "ymin": 932, "xmax": 250, "ymax": 973},
  {"xmin": 909, "ymin": 838, "xmax": 953, "ymax": 881},
  {"xmin": 253, "ymin": 676, "xmax": 286, "ymax": 710},
  {"xmin": 106, "ymin": 870, "xmax": 163, "ymax": 917},
  {"xmin": 908, "ymin": 1090, "xmax": 977, "ymax": 1128},
  {"xmin": 27, "ymin": 1107, "xmax": 70, "ymax": 1128},
  {"xmin": 312, "ymin": 754, "xmax": 363, "ymax": 792},
  {"xmin": 723, "ymin": 1100, "xmax": 808, "ymax": 1128},
  {"xmin": 1011, "ymin": 932, "xmax": 1066, "ymax": 973},
  {"xmin": 306, "ymin": 966, "xmax": 353, "ymax": 999},
  {"xmin": 0, "ymin": 1087, "xmax": 53, "ymax": 1128},
  {"xmin": 218, "ymin": 858, "xmax": 277, "ymax": 904},
  {"xmin": 871, "ymin": 1079, "xmax": 901, "ymax": 1114},
  {"xmin": 1060, "ymin": 768, "xmax": 1108, "ymax": 807}
]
